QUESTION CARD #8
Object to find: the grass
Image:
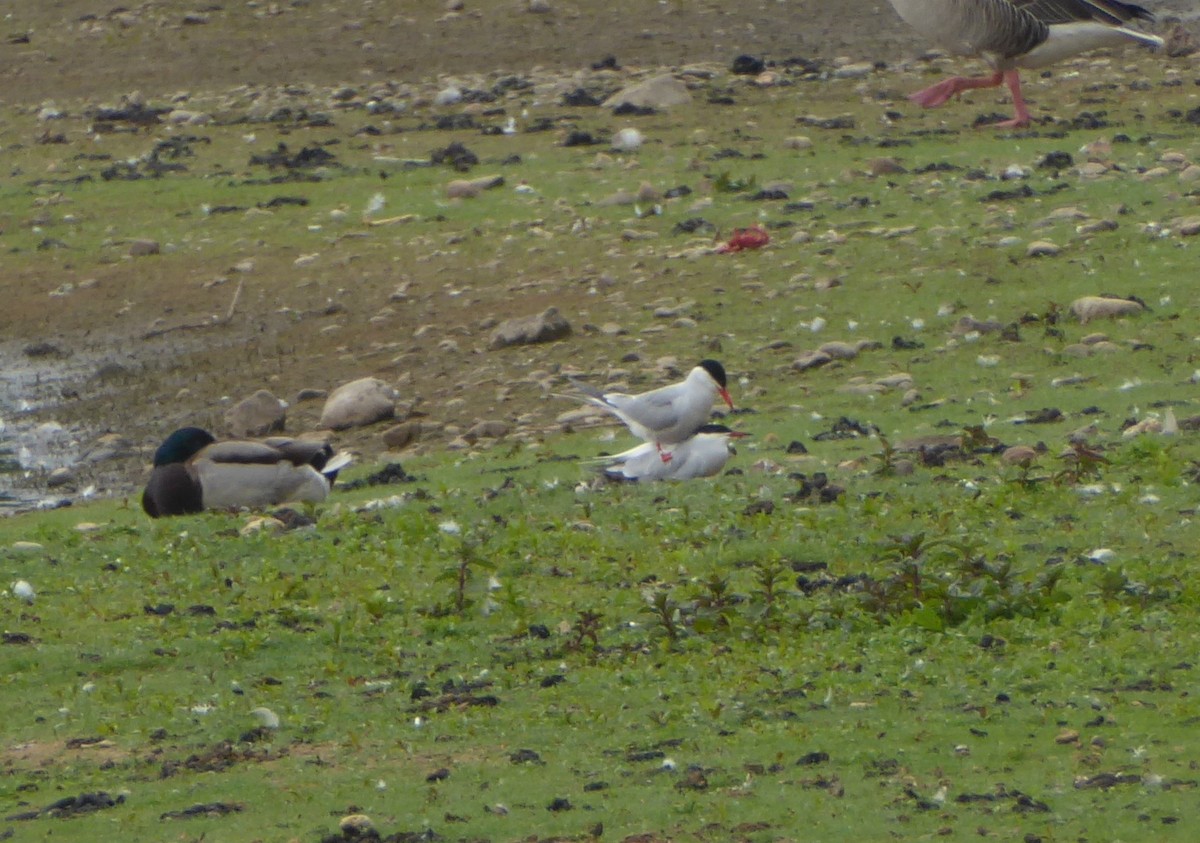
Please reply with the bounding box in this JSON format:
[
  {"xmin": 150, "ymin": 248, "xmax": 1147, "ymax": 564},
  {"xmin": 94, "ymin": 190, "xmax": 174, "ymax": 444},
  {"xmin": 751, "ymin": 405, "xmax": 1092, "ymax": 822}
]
[
  {"xmin": 3, "ymin": 416, "xmax": 1199, "ymax": 840},
  {"xmin": 3, "ymin": 24, "xmax": 1200, "ymax": 843}
]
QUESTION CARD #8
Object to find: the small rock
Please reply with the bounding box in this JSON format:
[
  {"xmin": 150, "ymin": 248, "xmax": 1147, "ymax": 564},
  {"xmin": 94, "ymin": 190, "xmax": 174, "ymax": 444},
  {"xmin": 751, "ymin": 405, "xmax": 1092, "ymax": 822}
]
[
  {"xmin": 868, "ymin": 157, "xmax": 905, "ymax": 176},
  {"xmin": 1026, "ymin": 240, "xmax": 1060, "ymax": 257},
  {"xmin": 434, "ymin": 86, "xmax": 462, "ymax": 106},
  {"xmin": 382, "ymin": 421, "xmax": 422, "ymax": 449},
  {"xmin": 604, "ymin": 75, "xmax": 691, "ymax": 110},
  {"xmin": 817, "ymin": 341, "xmax": 859, "ymax": 360},
  {"xmin": 129, "ymin": 239, "xmax": 160, "ymax": 257},
  {"xmin": 467, "ymin": 420, "xmax": 510, "ymax": 440},
  {"xmin": 1076, "ymin": 219, "xmax": 1118, "ymax": 235},
  {"xmin": 224, "ymin": 389, "xmax": 286, "ymax": 437},
  {"xmin": 597, "ymin": 190, "xmax": 637, "ymax": 207},
  {"xmin": 489, "ymin": 307, "xmax": 572, "ymax": 350},
  {"xmin": 1077, "ymin": 161, "xmax": 1111, "ymax": 178},
  {"xmin": 10, "ymin": 541, "xmax": 44, "ymax": 554},
  {"xmin": 12, "ymin": 580, "xmax": 35, "ymax": 604},
  {"xmin": 832, "ymin": 62, "xmax": 873, "ymax": 79},
  {"xmin": 240, "ymin": 517, "xmax": 285, "ymax": 536},
  {"xmin": 46, "ymin": 467, "xmax": 75, "ymax": 488},
  {"xmin": 792, "ymin": 350, "xmax": 833, "ymax": 371},
  {"xmin": 612, "ymin": 128, "xmax": 643, "ymax": 153},
  {"xmin": 1001, "ymin": 445, "xmax": 1039, "ymax": 466},
  {"xmin": 1069, "ymin": 296, "xmax": 1144, "ymax": 324},
  {"xmin": 784, "ymin": 136, "xmax": 813, "ymax": 150},
  {"xmin": 82, "ymin": 433, "xmax": 135, "ymax": 464},
  {"xmin": 446, "ymin": 179, "xmax": 482, "ymax": 199},
  {"xmin": 528, "ymin": 0, "xmax": 551, "ymax": 12},
  {"xmin": 1178, "ymin": 217, "xmax": 1200, "ymax": 236},
  {"xmin": 319, "ymin": 378, "xmax": 397, "ymax": 430}
]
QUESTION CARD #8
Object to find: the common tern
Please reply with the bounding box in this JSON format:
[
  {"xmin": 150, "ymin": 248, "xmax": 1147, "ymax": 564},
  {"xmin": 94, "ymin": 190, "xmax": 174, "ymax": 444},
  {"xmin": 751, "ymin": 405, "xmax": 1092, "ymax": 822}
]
[
  {"xmin": 143, "ymin": 427, "xmax": 352, "ymax": 517},
  {"xmin": 567, "ymin": 360, "xmax": 734, "ymax": 461},
  {"xmin": 596, "ymin": 424, "xmax": 748, "ymax": 482}
]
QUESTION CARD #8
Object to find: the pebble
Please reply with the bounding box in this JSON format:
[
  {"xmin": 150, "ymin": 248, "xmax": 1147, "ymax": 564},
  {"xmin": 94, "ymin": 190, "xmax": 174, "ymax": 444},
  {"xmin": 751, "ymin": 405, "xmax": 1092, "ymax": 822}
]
[
  {"xmin": 467, "ymin": 420, "xmax": 510, "ymax": 440},
  {"xmin": 240, "ymin": 517, "xmax": 285, "ymax": 536},
  {"xmin": 832, "ymin": 62, "xmax": 873, "ymax": 79},
  {"xmin": 340, "ymin": 814, "xmax": 375, "ymax": 836},
  {"xmin": 612, "ymin": 128, "xmax": 643, "ymax": 152},
  {"xmin": 1026, "ymin": 240, "xmax": 1060, "ymax": 257},
  {"xmin": 46, "ymin": 467, "xmax": 75, "ymax": 488},
  {"xmin": 434, "ymin": 86, "xmax": 463, "ymax": 106},
  {"xmin": 382, "ymin": 421, "xmax": 422, "ymax": 449},
  {"xmin": 792, "ymin": 350, "xmax": 832, "ymax": 371},
  {"xmin": 129, "ymin": 239, "xmax": 160, "ymax": 257},
  {"xmin": 1070, "ymin": 296, "xmax": 1144, "ymax": 324},
  {"xmin": 1178, "ymin": 218, "xmax": 1200, "ymax": 236}
]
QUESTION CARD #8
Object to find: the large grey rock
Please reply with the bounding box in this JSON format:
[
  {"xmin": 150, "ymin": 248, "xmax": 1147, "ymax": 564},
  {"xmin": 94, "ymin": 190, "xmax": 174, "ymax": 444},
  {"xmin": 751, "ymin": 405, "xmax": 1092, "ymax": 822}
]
[
  {"xmin": 319, "ymin": 377, "xmax": 397, "ymax": 430},
  {"xmin": 603, "ymin": 75, "xmax": 691, "ymax": 110},
  {"xmin": 489, "ymin": 307, "xmax": 572, "ymax": 350},
  {"xmin": 225, "ymin": 389, "xmax": 287, "ymax": 437}
]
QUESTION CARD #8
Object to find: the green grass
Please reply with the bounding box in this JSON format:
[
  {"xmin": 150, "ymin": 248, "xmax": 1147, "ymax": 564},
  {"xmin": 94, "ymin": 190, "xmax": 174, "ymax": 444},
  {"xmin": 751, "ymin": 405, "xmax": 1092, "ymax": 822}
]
[
  {"xmin": 3, "ymin": 419, "xmax": 1200, "ymax": 840},
  {"xmin": 4, "ymin": 43, "xmax": 1200, "ymax": 843}
]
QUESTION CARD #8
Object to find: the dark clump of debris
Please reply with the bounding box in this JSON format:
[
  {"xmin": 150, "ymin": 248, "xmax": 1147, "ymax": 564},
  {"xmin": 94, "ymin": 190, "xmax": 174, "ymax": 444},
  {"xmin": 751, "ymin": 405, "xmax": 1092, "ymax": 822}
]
[
  {"xmin": 339, "ymin": 463, "xmax": 417, "ymax": 491},
  {"xmin": 430, "ymin": 141, "xmax": 478, "ymax": 172},
  {"xmin": 249, "ymin": 143, "xmax": 338, "ymax": 170},
  {"xmin": 6, "ymin": 791, "xmax": 124, "ymax": 821}
]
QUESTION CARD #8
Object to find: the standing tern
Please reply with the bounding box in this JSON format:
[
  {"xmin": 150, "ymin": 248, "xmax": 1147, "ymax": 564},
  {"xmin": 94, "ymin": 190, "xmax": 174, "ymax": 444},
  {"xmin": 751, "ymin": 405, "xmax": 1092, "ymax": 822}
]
[
  {"xmin": 567, "ymin": 359, "xmax": 734, "ymax": 462},
  {"xmin": 596, "ymin": 424, "xmax": 748, "ymax": 482}
]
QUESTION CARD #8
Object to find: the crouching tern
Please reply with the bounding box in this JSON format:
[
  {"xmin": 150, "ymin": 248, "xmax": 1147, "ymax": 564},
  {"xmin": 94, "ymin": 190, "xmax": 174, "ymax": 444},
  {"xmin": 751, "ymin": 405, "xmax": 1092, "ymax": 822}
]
[
  {"xmin": 596, "ymin": 424, "xmax": 748, "ymax": 482},
  {"xmin": 565, "ymin": 359, "xmax": 734, "ymax": 462}
]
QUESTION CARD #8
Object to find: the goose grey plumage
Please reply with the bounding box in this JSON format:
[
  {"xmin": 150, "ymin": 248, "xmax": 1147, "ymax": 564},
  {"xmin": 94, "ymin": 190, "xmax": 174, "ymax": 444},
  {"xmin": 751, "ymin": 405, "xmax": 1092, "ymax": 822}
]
[{"xmin": 888, "ymin": 0, "xmax": 1164, "ymax": 127}]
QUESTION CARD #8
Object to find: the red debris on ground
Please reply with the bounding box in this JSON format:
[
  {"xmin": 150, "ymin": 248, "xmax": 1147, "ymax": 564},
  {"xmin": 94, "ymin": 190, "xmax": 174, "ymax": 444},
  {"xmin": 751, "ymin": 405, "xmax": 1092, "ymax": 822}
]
[{"xmin": 715, "ymin": 225, "xmax": 770, "ymax": 253}]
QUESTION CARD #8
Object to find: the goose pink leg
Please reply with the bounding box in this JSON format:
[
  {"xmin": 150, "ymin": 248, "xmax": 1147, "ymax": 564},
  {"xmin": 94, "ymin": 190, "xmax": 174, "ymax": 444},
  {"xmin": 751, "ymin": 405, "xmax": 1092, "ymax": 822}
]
[{"xmin": 908, "ymin": 69, "xmax": 1031, "ymax": 128}]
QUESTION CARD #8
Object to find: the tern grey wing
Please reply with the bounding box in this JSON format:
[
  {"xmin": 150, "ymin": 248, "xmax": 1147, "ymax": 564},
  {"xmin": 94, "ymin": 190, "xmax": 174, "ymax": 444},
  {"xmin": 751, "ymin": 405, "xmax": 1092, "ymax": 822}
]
[{"xmin": 610, "ymin": 387, "xmax": 687, "ymax": 433}]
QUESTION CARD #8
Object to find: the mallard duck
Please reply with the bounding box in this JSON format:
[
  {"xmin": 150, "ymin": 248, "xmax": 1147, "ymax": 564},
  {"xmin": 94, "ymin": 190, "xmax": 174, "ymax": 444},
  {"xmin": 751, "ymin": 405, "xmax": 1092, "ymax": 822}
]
[
  {"xmin": 887, "ymin": 0, "xmax": 1164, "ymax": 127},
  {"xmin": 564, "ymin": 360, "xmax": 734, "ymax": 463},
  {"xmin": 142, "ymin": 427, "xmax": 352, "ymax": 518},
  {"xmin": 595, "ymin": 424, "xmax": 748, "ymax": 482}
]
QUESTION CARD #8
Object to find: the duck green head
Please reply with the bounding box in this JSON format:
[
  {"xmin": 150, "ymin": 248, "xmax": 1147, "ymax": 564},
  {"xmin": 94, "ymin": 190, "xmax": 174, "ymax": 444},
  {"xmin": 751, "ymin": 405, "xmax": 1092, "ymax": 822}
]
[{"xmin": 153, "ymin": 427, "xmax": 216, "ymax": 466}]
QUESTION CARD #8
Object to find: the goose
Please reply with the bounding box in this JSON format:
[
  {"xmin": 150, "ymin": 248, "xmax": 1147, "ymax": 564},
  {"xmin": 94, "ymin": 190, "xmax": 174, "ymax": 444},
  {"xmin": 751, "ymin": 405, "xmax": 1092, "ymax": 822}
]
[
  {"xmin": 142, "ymin": 427, "xmax": 352, "ymax": 517},
  {"xmin": 594, "ymin": 424, "xmax": 748, "ymax": 482},
  {"xmin": 562, "ymin": 360, "xmax": 734, "ymax": 462},
  {"xmin": 887, "ymin": 0, "xmax": 1164, "ymax": 127}
]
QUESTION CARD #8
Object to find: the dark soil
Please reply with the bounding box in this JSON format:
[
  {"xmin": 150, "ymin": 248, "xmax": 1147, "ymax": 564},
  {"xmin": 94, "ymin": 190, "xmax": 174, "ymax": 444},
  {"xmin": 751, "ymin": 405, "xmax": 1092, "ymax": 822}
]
[{"xmin": 3, "ymin": 1, "xmax": 928, "ymax": 105}]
